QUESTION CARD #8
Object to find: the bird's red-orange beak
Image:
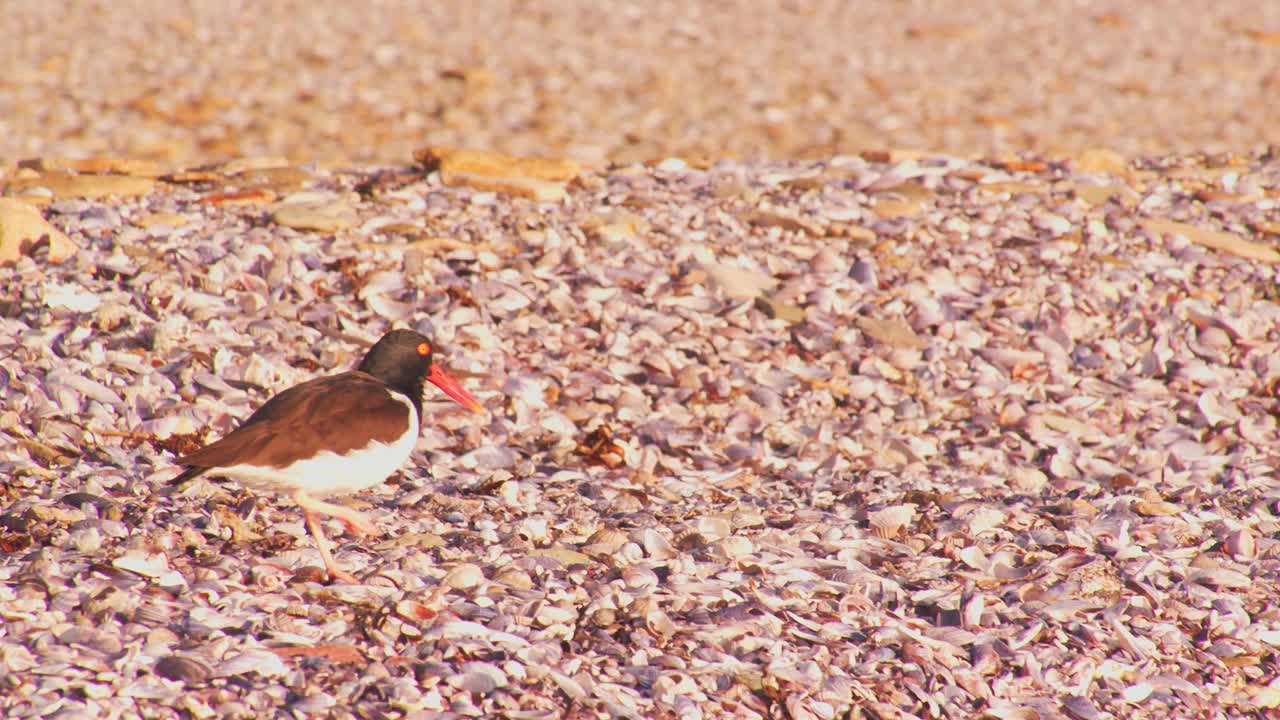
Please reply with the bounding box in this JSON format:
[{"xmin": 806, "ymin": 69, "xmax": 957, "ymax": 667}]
[{"xmin": 427, "ymin": 363, "xmax": 485, "ymax": 413}]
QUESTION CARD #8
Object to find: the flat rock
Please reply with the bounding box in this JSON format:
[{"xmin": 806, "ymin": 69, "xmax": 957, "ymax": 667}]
[
  {"xmin": 754, "ymin": 296, "xmax": 806, "ymax": 324},
  {"xmin": 977, "ymin": 181, "xmax": 1050, "ymax": 196},
  {"xmin": 18, "ymin": 157, "xmax": 164, "ymax": 177},
  {"xmin": 829, "ymin": 222, "xmax": 877, "ymax": 243},
  {"xmin": 8, "ymin": 172, "xmax": 156, "ymax": 200},
  {"xmin": 856, "ymin": 315, "xmax": 927, "ymax": 350},
  {"xmin": 1073, "ymin": 148, "xmax": 1128, "ymax": 175},
  {"xmin": 871, "ymin": 196, "xmax": 924, "ymax": 218},
  {"xmin": 267, "ymin": 645, "xmax": 364, "ymax": 664},
  {"xmin": 416, "ymin": 146, "xmax": 581, "ymax": 182},
  {"xmin": 416, "ymin": 146, "xmax": 578, "ymax": 200},
  {"xmin": 1072, "ymin": 183, "xmax": 1137, "ymax": 207},
  {"xmin": 234, "ymin": 166, "xmax": 312, "ymax": 192},
  {"xmin": 132, "ymin": 212, "xmax": 189, "ymax": 228},
  {"xmin": 271, "ymin": 199, "xmax": 357, "ymax": 232},
  {"xmin": 1144, "ymin": 219, "xmax": 1280, "ymax": 263},
  {"xmin": 702, "ymin": 261, "xmax": 777, "ymax": 300},
  {"xmin": 439, "ymin": 170, "xmax": 567, "ymax": 202},
  {"xmin": 589, "ymin": 222, "xmax": 638, "ymax": 245},
  {"xmin": 219, "ymin": 156, "xmax": 291, "ymax": 174},
  {"xmin": 199, "ymin": 188, "xmax": 277, "ymax": 206},
  {"xmin": 748, "ymin": 207, "xmax": 824, "ymax": 236},
  {"xmin": 0, "ymin": 198, "xmax": 78, "ymax": 264},
  {"xmin": 162, "ymin": 169, "xmax": 224, "ymax": 184},
  {"xmin": 528, "ymin": 546, "xmax": 591, "ymax": 567},
  {"xmin": 861, "ymin": 149, "xmax": 935, "ymax": 163}
]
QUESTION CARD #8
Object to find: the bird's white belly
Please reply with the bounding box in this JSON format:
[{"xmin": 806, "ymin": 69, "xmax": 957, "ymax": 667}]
[{"xmin": 218, "ymin": 415, "xmax": 419, "ymax": 498}]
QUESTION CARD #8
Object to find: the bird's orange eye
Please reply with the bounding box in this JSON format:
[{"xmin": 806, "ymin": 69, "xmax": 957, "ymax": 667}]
[{"xmin": 417, "ymin": 342, "xmax": 431, "ymax": 356}]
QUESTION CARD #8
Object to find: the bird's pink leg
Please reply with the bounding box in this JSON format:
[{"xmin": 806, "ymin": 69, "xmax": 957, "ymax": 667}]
[
  {"xmin": 295, "ymin": 493, "xmax": 369, "ymax": 584},
  {"xmin": 294, "ymin": 494, "xmax": 377, "ymax": 536}
]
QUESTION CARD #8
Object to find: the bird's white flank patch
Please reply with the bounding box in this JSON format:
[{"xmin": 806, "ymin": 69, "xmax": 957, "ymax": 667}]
[{"xmin": 215, "ymin": 392, "xmax": 419, "ymax": 497}]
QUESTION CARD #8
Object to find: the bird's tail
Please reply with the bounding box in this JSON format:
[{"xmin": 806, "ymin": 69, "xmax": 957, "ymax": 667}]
[{"xmin": 169, "ymin": 465, "xmax": 210, "ymax": 486}]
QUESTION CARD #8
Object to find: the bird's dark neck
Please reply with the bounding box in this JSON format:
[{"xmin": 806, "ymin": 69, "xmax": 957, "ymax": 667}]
[
  {"xmin": 390, "ymin": 377, "xmax": 426, "ymax": 427},
  {"xmin": 357, "ymin": 359, "xmax": 426, "ymax": 429}
]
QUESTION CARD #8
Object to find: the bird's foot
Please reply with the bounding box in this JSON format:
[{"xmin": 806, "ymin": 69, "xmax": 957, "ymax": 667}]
[{"xmin": 338, "ymin": 515, "xmax": 377, "ymax": 538}]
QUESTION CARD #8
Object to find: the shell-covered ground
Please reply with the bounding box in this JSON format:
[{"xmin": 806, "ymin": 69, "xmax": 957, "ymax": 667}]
[
  {"xmin": 3, "ymin": 149, "xmax": 1280, "ymax": 719},
  {"xmin": 5, "ymin": 1, "xmax": 1280, "ymax": 718}
]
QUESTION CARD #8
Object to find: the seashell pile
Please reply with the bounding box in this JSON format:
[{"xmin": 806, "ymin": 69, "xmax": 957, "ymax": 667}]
[{"xmin": 3, "ymin": 148, "xmax": 1280, "ymax": 718}]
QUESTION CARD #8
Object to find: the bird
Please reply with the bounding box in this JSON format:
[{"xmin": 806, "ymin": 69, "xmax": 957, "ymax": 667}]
[{"xmin": 171, "ymin": 329, "xmax": 484, "ymax": 583}]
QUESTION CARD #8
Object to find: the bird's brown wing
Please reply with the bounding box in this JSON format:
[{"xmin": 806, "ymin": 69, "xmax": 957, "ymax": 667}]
[{"xmin": 173, "ymin": 371, "xmax": 414, "ymax": 478}]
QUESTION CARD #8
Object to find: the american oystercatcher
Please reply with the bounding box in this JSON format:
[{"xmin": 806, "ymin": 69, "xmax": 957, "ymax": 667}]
[{"xmin": 172, "ymin": 329, "xmax": 484, "ymax": 583}]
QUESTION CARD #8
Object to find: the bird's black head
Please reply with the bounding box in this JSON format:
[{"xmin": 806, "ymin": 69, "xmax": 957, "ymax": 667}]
[
  {"xmin": 358, "ymin": 329, "xmax": 435, "ymax": 393},
  {"xmin": 358, "ymin": 329, "xmax": 484, "ymax": 418}
]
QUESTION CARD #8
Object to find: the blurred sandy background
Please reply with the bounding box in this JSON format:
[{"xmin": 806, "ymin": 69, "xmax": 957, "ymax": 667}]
[{"xmin": 2, "ymin": 0, "xmax": 1278, "ymax": 167}]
